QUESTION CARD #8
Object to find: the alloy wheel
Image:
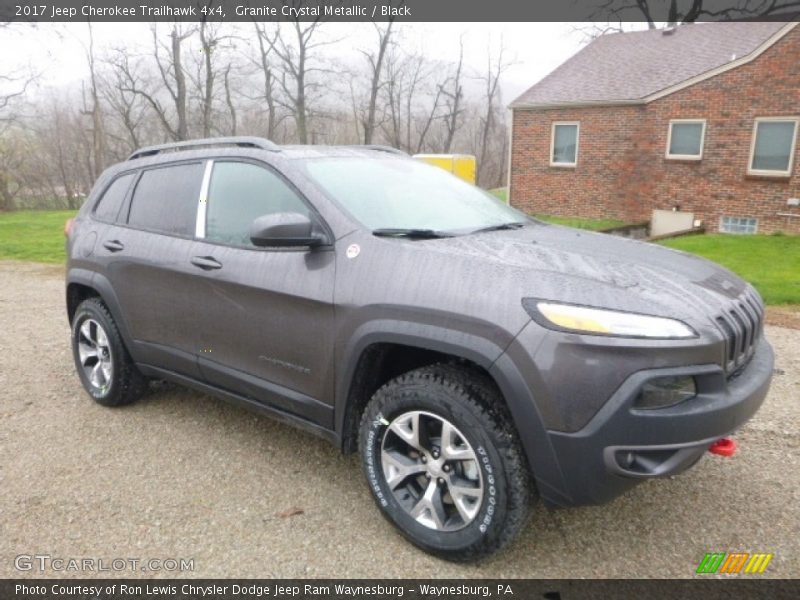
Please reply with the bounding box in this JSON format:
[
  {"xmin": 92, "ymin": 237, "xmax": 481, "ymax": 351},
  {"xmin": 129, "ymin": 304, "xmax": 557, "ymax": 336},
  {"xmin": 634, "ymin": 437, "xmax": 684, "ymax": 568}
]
[
  {"xmin": 77, "ymin": 318, "xmax": 113, "ymax": 393},
  {"xmin": 381, "ymin": 410, "xmax": 484, "ymax": 531}
]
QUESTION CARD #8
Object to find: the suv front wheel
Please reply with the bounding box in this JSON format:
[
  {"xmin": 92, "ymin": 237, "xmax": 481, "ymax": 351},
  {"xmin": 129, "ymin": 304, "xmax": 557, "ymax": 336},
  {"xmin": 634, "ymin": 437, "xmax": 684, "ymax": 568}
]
[{"xmin": 359, "ymin": 364, "xmax": 531, "ymax": 561}]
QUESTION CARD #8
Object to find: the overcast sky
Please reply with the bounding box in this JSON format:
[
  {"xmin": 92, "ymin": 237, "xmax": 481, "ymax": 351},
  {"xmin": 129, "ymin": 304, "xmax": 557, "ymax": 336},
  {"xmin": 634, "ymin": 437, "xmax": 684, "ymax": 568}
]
[{"xmin": 0, "ymin": 22, "xmax": 594, "ymax": 105}]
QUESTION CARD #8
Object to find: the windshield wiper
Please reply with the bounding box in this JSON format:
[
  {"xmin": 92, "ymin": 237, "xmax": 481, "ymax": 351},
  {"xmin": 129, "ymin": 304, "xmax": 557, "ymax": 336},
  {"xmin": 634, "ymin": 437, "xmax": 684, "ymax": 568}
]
[
  {"xmin": 469, "ymin": 222, "xmax": 527, "ymax": 235},
  {"xmin": 372, "ymin": 228, "xmax": 453, "ymax": 239}
]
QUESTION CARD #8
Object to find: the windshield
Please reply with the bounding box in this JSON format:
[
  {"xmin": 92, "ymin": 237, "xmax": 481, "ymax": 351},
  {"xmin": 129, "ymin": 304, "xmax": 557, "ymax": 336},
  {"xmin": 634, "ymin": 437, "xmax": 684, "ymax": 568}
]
[{"xmin": 301, "ymin": 157, "xmax": 529, "ymax": 233}]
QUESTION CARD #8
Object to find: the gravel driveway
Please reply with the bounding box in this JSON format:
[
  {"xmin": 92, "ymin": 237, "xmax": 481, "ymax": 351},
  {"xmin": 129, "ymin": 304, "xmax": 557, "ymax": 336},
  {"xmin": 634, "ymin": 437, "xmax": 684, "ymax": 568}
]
[{"xmin": 1, "ymin": 261, "xmax": 798, "ymax": 578}]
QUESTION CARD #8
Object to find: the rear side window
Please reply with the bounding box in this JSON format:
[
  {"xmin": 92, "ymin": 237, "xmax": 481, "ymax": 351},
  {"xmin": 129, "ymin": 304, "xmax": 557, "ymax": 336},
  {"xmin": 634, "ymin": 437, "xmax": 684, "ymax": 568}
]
[
  {"xmin": 94, "ymin": 173, "xmax": 135, "ymax": 222},
  {"xmin": 205, "ymin": 161, "xmax": 309, "ymax": 246},
  {"xmin": 127, "ymin": 163, "xmax": 204, "ymax": 236}
]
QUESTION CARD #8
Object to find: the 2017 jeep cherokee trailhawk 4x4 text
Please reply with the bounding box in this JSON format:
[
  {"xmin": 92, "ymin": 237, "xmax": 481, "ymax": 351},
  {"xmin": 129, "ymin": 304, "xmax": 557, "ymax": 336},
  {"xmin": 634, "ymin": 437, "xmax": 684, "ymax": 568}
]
[{"xmin": 65, "ymin": 137, "xmax": 773, "ymax": 561}]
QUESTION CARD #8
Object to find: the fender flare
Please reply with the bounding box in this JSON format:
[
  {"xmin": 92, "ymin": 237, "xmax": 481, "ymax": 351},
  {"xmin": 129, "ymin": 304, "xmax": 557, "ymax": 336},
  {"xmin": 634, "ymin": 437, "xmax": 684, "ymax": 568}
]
[
  {"xmin": 66, "ymin": 269, "xmax": 138, "ymax": 360},
  {"xmin": 336, "ymin": 319, "xmax": 572, "ymax": 506}
]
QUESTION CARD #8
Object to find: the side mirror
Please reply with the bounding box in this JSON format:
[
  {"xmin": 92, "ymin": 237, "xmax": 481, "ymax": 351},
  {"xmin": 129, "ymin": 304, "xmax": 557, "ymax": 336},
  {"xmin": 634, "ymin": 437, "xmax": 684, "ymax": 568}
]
[{"xmin": 249, "ymin": 212, "xmax": 328, "ymax": 248}]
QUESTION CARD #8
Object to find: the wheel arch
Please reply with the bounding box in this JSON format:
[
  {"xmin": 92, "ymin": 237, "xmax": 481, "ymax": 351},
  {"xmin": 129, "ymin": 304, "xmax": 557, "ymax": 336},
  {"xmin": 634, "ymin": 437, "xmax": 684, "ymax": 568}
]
[
  {"xmin": 66, "ymin": 269, "xmax": 135, "ymax": 355},
  {"xmin": 337, "ymin": 320, "xmax": 573, "ymax": 506}
]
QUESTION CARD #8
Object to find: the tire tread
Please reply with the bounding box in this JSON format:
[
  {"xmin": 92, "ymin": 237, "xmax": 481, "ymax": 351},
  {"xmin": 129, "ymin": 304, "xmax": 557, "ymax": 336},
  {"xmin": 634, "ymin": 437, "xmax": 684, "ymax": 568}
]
[
  {"xmin": 72, "ymin": 297, "xmax": 147, "ymax": 407},
  {"xmin": 359, "ymin": 362, "xmax": 532, "ymax": 561}
]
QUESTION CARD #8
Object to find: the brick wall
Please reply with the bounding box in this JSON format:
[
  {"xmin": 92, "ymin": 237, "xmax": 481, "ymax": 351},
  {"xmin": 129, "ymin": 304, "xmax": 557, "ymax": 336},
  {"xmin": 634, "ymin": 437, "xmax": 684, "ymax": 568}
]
[{"xmin": 510, "ymin": 25, "xmax": 800, "ymax": 234}]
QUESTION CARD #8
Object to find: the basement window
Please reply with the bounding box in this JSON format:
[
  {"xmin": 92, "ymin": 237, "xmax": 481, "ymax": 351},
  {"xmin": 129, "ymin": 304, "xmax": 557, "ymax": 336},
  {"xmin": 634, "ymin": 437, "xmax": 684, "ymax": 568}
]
[
  {"xmin": 666, "ymin": 120, "xmax": 706, "ymax": 160},
  {"xmin": 720, "ymin": 216, "xmax": 758, "ymax": 235},
  {"xmin": 550, "ymin": 122, "xmax": 579, "ymax": 167},
  {"xmin": 748, "ymin": 117, "xmax": 798, "ymax": 176}
]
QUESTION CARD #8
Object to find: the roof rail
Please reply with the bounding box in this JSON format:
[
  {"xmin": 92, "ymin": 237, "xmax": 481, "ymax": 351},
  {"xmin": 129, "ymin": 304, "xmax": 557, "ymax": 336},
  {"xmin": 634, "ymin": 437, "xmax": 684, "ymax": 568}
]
[
  {"xmin": 128, "ymin": 136, "xmax": 280, "ymax": 161},
  {"xmin": 360, "ymin": 145, "xmax": 408, "ymax": 156}
]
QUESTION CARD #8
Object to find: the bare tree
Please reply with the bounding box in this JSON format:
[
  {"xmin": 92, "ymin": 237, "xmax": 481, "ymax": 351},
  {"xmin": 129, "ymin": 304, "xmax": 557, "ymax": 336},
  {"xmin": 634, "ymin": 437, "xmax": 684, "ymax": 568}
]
[
  {"xmin": 197, "ymin": 21, "xmax": 216, "ymax": 137},
  {"xmin": 191, "ymin": 21, "xmax": 235, "ymax": 137},
  {"xmin": 223, "ymin": 65, "xmax": 237, "ymax": 136},
  {"xmin": 590, "ymin": 0, "xmax": 800, "ymax": 29},
  {"xmin": 439, "ymin": 37, "xmax": 465, "ymax": 154},
  {"xmin": 101, "ymin": 54, "xmax": 147, "ymax": 153},
  {"xmin": 156, "ymin": 25, "xmax": 193, "ymax": 140},
  {"xmin": 476, "ymin": 38, "xmax": 513, "ymax": 186},
  {"xmin": 252, "ymin": 22, "xmax": 281, "ymax": 140},
  {"xmin": 359, "ymin": 21, "xmax": 394, "ymax": 144},
  {"xmin": 266, "ymin": 16, "xmax": 337, "ymax": 144},
  {"xmin": 0, "ymin": 25, "xmax": 36, "ymax": 121},
  {"xmin": 380, "ymin": 43, "xmax": 447, "ymax": 154},
  {"xmin": 0, "ymin": 22, "xmax": 521, "ymax": 210},
  {"xmin": 0, "ymin": 24, "xmax": 37, "ymax": 210},
  {"xmin": 381, "ymin": 47, "xmax": 421, "ymax": 150},
  {"xmin": 81, "ymin": 23, "xmax": 106, "ymax": 180},
  {"xmin": 415, "ymin": 77, "xmax": 446, "ymax": 154},
  {"xmin": 115, "ymin": 25, "xmax": 195, "ymax": 141},
  {"xmin": 0, "ymin": 126, "xmax": 25, "ymax": 210}
]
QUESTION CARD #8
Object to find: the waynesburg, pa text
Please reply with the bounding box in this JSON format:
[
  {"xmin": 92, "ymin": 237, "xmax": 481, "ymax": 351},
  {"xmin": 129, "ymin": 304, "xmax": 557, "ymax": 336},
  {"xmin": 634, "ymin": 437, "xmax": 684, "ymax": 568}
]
[{"xmin": 15, "ymin": 583, "xmax": 512, "ymax": 598}]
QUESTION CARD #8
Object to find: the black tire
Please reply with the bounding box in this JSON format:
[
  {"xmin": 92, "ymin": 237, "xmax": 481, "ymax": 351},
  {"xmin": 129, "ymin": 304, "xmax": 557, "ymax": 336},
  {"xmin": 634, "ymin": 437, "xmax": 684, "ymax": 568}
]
[
  {"xmin": 359, "ymin": 363, "xmax": 532, "ymax": 561},
  {"xmin": 71, "ymin": 297, "xmax": 147, "ymax": 407}
]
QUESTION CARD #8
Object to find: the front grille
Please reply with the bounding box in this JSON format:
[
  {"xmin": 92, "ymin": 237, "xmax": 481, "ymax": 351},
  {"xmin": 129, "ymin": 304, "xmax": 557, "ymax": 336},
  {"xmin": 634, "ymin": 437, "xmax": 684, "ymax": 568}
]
[{"xmin": 715, "ymin": 289, "xmax": 764, "ymax": 374}]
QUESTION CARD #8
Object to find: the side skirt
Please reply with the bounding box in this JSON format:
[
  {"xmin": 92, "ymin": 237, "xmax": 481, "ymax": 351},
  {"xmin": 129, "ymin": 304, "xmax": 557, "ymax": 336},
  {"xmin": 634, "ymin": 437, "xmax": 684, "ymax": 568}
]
[{"xmin": 136, "ymin": 364, "xmax": 340, "ymax": 446}]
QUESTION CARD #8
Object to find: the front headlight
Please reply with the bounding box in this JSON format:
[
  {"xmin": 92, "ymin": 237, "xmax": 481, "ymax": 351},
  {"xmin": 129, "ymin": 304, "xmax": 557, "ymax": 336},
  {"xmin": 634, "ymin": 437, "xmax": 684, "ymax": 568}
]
[{"xmin": 523, "ymin": 300, "xmax": 697, "ymax": 339}]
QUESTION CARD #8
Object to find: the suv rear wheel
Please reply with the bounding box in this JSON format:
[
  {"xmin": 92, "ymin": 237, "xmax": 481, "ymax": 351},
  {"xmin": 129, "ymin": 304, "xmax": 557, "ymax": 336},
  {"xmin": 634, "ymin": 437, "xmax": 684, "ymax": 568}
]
[
  {"xmin": 71, "ymin": 297, "xmax": 147, "ymax": 407},
  {"xmin": 359, "ymin": 364, "xmax": 531, "ymax": 561}
]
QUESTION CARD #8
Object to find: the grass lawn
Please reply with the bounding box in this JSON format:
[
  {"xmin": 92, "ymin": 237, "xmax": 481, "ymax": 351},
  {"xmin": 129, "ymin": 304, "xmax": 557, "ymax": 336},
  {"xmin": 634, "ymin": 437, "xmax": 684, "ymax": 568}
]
[
  {"xmin": 532, "ymin": 215, "xmax": 627, "ymax": 231},
  {"xmin": 488, "ymin": 187, "xmax": 626, "ymax": 231},
  {"xmin": 488, "ymin": 187, "xmax": 509, "ymax": 202},
  {"xmin": 660, "ymin": 234, "xmax": 800, "ymax": 305},
  {"xmin": 0, "ymin": 210, "xmax": 77, "ymax": 263}
]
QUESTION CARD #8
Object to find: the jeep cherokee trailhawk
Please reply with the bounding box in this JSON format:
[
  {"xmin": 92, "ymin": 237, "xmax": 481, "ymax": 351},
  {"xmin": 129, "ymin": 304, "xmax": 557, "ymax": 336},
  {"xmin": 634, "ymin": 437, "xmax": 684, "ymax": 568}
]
[{"xmin": 65, "ymin": 137, "xmax": 773, "ymax": 560}]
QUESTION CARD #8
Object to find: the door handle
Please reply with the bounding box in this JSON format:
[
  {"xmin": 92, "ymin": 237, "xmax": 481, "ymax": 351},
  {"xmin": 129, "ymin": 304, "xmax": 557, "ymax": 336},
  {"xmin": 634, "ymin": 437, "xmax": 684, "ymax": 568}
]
[
  {"xmin": 190, "ymin": 256, "xmax": 223, "ymax": 270},
  {"xmin": 102, "ymin": 240, "xmax": 124, "ymax": 252}
]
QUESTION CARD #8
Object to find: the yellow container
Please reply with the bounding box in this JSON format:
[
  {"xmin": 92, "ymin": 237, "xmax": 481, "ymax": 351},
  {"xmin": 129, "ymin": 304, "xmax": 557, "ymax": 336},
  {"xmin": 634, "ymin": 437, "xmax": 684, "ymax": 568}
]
[{"xmin": 413, "ymin": 154, "xmax": 476, "ymax": 185}]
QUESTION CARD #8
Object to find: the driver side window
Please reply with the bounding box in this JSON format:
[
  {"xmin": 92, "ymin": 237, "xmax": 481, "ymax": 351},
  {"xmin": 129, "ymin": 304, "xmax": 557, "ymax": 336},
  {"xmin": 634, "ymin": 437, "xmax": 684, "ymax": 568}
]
[{"xmin": 205, "ymin": 161, "xmax": 309, "ymax": 246}]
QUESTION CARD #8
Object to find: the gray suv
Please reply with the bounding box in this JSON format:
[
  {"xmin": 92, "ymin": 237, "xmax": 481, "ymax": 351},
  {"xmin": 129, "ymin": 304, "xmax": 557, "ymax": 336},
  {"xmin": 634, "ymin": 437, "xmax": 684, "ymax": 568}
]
[{"xmin": 65, "ymin": 137, "xmax": 773, "ymax": 561}]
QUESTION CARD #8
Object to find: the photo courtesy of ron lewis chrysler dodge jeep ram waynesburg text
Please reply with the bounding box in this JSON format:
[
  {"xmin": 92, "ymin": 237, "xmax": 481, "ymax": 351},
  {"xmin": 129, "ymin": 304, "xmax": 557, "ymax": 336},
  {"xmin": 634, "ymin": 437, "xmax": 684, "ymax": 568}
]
[{"xmin": 65, "ymin": 137, "xmax": 772, "ymax": 561}]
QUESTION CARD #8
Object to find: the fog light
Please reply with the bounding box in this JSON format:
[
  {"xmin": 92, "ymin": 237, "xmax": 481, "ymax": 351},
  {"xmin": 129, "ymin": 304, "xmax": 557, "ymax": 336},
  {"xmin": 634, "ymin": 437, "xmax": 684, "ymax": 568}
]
[{"xmin": 635, "ymin": 376, "xmax": 696, "ymax": 409}]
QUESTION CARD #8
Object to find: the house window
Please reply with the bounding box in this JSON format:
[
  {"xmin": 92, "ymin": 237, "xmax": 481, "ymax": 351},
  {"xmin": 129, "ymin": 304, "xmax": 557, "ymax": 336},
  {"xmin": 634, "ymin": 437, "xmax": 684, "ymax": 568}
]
[
  {"xmin": 748, "ymin": 117, "xmax": 798, "ymax": 176},
  {"xmin": 666, "ymin": 119, "xmax": 706, "ymax": 160},
  {"xmin": 550, "ymin": 122, "xmax": 579, "ymax": 167},
  {"xmin": 720, "ymin": 216, "xmax": 758, "ymax": 235}
]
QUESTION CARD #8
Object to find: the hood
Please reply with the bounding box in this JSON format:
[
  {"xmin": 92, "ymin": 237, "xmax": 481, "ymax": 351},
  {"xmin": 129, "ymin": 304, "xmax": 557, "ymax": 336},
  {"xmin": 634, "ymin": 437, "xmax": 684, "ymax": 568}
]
[{"xmin": 400, "ymin": 223, "xmax": 752, "ymax": 329}]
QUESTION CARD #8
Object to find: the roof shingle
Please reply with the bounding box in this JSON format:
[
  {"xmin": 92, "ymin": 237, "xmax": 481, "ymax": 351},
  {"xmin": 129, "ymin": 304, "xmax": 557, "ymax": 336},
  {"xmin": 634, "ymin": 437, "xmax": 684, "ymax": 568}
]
[{"xmin": 511, "ymin": 22, "xmax": 792, "ymax": 108}]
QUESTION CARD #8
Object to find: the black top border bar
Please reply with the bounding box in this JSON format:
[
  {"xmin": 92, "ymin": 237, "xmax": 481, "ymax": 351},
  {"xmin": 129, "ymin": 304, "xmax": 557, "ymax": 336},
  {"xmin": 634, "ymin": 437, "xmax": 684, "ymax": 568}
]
[{"xmin": 2, "ymin": 0, "xmax": 800, "ymax": 23}]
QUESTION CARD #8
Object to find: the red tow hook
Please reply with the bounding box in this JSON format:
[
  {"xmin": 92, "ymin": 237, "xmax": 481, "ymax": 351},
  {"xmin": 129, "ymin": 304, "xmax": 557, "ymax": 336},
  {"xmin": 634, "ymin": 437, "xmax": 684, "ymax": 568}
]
[{"xmin": 709, "ymin": 437, "xmax": 737, "ymax": 457}]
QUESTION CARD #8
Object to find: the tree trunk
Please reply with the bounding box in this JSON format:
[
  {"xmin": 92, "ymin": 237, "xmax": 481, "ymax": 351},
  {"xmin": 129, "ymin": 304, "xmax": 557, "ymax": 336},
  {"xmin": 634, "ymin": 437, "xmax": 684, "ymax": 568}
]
[
  {"xmin": 295, "ymin": 39, "xmax": 308, "ymax": 144},
  {"xmin": 86, "ymin": 23, "xmax": 105, "ymax": 179},
  {"xmin": 224, "ymin": 66, "xmax": 237, "ymax": 136},
  {"xmin": 364, "ymin": 22, "xmax": 392, "ymax": 145},
  {"xmin": 172, "ymin": 29, "xmax": 189, "ymax": 140},
  {"xmin": 200, "ymin": 22, "xmax": 214, "ymax": 138},
  {"xmin": 443, "ymin": 41, "xmax": 464, "ymax": 154},
  {"xmin": 0, "ymin": 173, "xmax": 14, "ymax": 211}
]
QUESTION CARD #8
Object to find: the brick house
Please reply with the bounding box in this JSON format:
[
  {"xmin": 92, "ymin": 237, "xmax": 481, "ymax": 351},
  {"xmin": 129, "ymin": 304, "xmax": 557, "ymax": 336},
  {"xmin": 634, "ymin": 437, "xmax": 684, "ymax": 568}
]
[{"xmin": 509, "ymin": 22, "xmax": 800, "ymax": 234}]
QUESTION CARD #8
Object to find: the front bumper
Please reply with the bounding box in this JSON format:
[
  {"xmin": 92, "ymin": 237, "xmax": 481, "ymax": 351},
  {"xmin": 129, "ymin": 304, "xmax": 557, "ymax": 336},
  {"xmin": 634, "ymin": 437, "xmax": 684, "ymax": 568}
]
[{"xmin": 544, "ymin": 337, "xmax": 774, "ymax": 506}]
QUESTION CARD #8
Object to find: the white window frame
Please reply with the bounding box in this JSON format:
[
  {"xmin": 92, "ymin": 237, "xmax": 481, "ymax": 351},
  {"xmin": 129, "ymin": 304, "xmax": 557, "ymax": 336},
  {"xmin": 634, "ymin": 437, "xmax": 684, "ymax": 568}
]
[
  {"xmin": 665, "ymin": 119, "xmax": 706, "ymax": 160},
  {"xmin": 747, "ymin": 116, "xmax": 799, "ymax": 177},
  {"xmin": 550, "ymin": 121, "xmax": 580, "ymax": 168}
]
